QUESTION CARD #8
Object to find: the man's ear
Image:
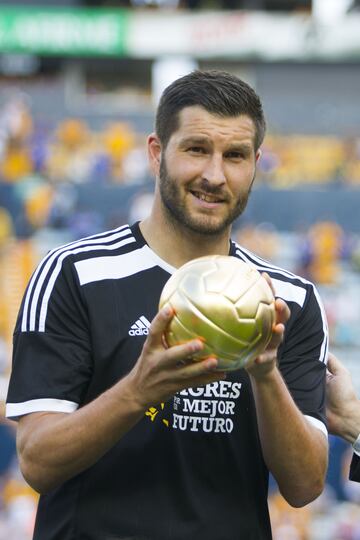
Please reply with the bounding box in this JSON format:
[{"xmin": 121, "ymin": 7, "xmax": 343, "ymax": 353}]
[
  {"xmin": 147, "ymin": 133, "xmax": 162, "ymax": 176},
  {"xmin": 255, "ymin": 148, "xmax": 262, "ymax": 163}
]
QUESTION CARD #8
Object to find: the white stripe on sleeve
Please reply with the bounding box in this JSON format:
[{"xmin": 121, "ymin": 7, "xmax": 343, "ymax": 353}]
[
  {"xmin": 6, "ymin": 398, "xmax": 79, "ymax": 419},
  {"xmin": 304, "ymin": 415, "xmax": 328, "ymax": 437},
  {"xmin": 22, "ymin": 225, "xmax": 132, "ymax": 332}
]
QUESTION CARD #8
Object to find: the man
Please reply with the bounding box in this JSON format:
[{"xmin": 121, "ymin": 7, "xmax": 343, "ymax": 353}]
[
  {"xmin": 6, "ymin": 70, "xmax": 328, "ymax": 540},
  {"xmin": 326, "ymin": 353, "xmax": 360, "ymax": 482}
]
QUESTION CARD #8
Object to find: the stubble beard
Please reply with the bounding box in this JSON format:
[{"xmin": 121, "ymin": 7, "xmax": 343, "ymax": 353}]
[{"xmin": 159, "ymin": 157, "xmax": 254, "ymax": 237}]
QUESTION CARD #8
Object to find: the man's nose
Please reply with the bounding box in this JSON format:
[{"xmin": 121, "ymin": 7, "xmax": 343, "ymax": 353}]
[{"xmin": 202, "ymin": 154, "xmax": 226, "ymax": 186}]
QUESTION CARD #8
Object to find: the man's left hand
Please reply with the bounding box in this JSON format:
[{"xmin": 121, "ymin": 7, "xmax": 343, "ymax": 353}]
[{"xmin": 246, "ymin": 274, "xmax": 290, "ymax": 379}]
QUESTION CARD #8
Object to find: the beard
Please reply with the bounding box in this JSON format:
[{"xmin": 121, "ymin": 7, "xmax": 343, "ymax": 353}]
[{"xmin": 159, "ymin": 157, "xmax": 254, "ymax": 236}]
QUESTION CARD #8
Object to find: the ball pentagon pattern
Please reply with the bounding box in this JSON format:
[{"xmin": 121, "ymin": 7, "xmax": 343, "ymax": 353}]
[{"xmin": 159, "ymin": 255, "xmax": 276, "ymax": 371}]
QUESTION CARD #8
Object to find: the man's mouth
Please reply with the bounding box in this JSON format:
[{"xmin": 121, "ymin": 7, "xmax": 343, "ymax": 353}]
[{"xmin": 190, "ymin": 190, "xmax": 225, "ymax": 203}]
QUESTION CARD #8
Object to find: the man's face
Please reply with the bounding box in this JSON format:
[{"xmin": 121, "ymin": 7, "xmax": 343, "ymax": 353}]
[{"xmin": 155, "ymin": 106, "xmax": 260, "ymax": 236}]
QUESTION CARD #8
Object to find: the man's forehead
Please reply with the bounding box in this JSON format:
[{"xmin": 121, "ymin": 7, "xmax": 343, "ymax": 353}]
[
  {"xmin": 177, "ymin": 105, "xmax": 254, "ymax": 125},
  {"xmin": 173, "ymin": 106, "xmax": 257, "ymax": 144}
]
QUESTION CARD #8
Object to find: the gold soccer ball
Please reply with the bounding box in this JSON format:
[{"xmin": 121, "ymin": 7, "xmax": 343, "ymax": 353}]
[{"xmin": 159, "ymin": 255, "xmax": 276, "ymax": 371}]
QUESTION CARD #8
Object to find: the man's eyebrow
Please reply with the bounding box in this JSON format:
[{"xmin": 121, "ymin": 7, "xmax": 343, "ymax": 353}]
[
  {"xmin": 178, "ymin": 138, "xmax": 254, "ymax": 153},
  {"xmin": 225, "ymin": 143, "xmax": 253, "ymax": 153},
  {"xmin": 179, "ymin": 136, "xmax": 210, "ymax": 146}
]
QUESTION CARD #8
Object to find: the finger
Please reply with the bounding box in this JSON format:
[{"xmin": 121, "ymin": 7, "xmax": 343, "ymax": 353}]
[
  {"xmin": 266, "ymin": 322, "xmax": 285, "ymax": 351},
  {"xmin": 274, "ymin": 298, "xmax": 290, "ymax": 325},
  {"xmin": 155, "ymin": 337, "xmax": 206, "ymax": 369},
  {"xmin": 261, "ymin": 274, "xmax": 291, "ymax": 323},
  {"xmin": 262, "ymin": 272, "xmax": 275, "ymax": 296},
  {"xmin": 144, "ymin": 305, "xmax": 175, "ymax": 348},
  {"xmin": 254, "ymin": 350, "xmax": 278, "ymax": 365},
  {"xmin": 177, "ymin": 356, "xmax": 225, "ymax": 379}
]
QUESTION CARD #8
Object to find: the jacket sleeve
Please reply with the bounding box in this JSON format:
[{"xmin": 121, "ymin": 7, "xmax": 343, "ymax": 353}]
[
  {"xmin": 276, "ymin": 279, "xmax": 328, "ymax": 431},
  {"xmin": 6, "ymin": 252, "xmax": 92, "ymax": 420}
]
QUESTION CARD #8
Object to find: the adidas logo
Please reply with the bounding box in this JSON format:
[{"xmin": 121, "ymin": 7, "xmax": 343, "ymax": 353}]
[{"xmin": 128, "ymin": 316, "xmax": 151, "ymax": 336}]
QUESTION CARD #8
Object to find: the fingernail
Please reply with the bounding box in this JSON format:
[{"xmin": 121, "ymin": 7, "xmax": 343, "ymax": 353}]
[
  {"xmin": 206, "ymin": 357, "xmax": 218, "ymax": 370},
  {"xmin": 190, "ymin": 340, "xmax": 202, "ymax": 352},
  {"xmin": 163, "ymin": 305, "xmax": 172, "ymax": 316}
]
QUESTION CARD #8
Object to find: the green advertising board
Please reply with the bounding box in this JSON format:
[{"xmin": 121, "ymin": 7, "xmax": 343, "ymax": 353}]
[{"xmin": 0, "ymin": 7, "xmax": 128, "ymax": 56}]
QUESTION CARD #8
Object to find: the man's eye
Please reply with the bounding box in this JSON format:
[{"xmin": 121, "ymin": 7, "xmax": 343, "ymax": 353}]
[
  {"xmin": 188, "ymin": 147, "xmax": 205, "ymax": 153},
  {"xmin": 226, "ymin": 152, "xmax": 244, "ymax": 160}
]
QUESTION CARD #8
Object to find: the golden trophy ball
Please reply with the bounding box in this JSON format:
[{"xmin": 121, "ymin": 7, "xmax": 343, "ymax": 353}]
[{"xmin": 159, "ymin": 255, "xmax": 276, "ymax": 371}]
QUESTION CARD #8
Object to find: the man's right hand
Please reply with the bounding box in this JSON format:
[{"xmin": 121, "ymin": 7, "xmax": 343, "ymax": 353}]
[{"xmin": 126, "ymin": 305, "xmax": 227, "ymax": 410}]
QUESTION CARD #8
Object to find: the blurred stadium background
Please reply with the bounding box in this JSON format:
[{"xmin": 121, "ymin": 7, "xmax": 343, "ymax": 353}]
[{"xmin": 1, "ymin": 0, "xmax": 360, "ymax": 538}]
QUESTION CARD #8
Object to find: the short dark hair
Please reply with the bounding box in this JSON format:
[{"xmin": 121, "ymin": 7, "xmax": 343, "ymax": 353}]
[{"xmin": 155, "ymin": 70, "xmax": 266, "ymax": 151}]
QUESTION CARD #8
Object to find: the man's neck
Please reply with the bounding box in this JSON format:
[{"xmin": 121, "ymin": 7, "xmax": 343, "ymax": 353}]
[{"xmin": 140, "ymin": 213, "xmax": 231, "ymax": 269}]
